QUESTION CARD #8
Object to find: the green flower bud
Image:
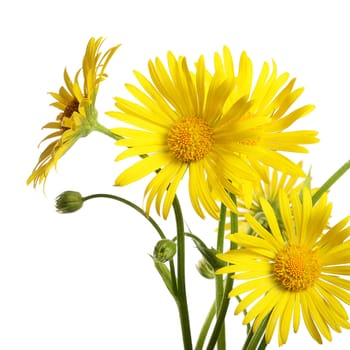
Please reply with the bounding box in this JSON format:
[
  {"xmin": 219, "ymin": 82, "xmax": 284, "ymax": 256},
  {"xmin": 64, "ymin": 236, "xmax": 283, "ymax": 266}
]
[
  {"xmin": 153, "ymin": 239, "xmax": 176, "ymax": 263},
  {"xmin": 196, "ymin": 258, "xmax": 215, "ymax": 279},
  {"xmin": 55, "ymin": 191, "xmax": 84, "ymax": 213},
  {"xmin": 254, "ymin": 211, "xmax": 268, "ymax": 228}
]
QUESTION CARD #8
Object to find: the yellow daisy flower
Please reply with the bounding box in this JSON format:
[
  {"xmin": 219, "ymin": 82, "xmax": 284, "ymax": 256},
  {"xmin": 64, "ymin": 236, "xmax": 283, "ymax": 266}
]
[
  {"xmin": 108, "ymin": 52, "xmax": 258, "ymax": 219},
  {"xmin": 225, "ymin": 163, "xmax": 307, "ymax": 235},
  {"xmin": 217, "ymin": 188, "xmax": 350, "ymax": 345},
  {"xmin": 239, "ymin": 163, "xmax": 309, "ymax": 223},
  {"xmin": 242, "ymin": 161, "xmax": 304, "ymax": 204},
  {"xmin": 216, "ymin": 47, "xmax": 319, "ymax": 173},
  {"xmin": 108, "ymin": 49, "xmax": 318, "ymax": 219},
  {"xmin": 27, "ymin": 37, "xmax": 120, "ymax": 187}
]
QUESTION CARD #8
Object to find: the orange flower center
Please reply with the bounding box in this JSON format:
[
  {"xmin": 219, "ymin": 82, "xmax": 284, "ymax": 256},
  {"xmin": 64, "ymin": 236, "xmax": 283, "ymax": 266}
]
[
  {"xmin": 273, "ymin": 245, "xmax": 320, "ymax": 291},
  {"xmin": 167, "ymin": 117, "xmax": 214, "ymax": 162}
]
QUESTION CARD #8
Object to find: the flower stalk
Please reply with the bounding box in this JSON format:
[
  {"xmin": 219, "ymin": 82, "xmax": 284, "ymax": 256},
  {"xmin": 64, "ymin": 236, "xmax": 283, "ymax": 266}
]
[
  {"xmin": 172, "ymin": 195, "xmax": 193, "ymax": 350},
  {"xmin": 312, "ymin": 159, "xmax": 350, "ymax": 204},
  {"xmin": 82, "ymin": 193, "xmax": 166, "ymax": 239},
  {"xmin": 207, "ymin": 195, "xmax": 237, "ymax": 350},
  {"xmin": 215, "ymin": 203, "xmax": 228, "ymax": 350}
]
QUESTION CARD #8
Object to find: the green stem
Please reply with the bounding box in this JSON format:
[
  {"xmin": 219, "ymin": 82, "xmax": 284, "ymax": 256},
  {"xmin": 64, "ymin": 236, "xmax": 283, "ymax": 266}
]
[
  {"xmin": 94, "ymin": 121, "xmax": 122, "ymax": 141},
  {"xmin": 82, "ymin": 193, "xmax": 166, "ymax": 239},
  {"xmin": 312, "ymin": 160, "xmax": 350, "ymax": 204},
  {"xmin": 206, "ymin": 271, "xmax": 234, "ymax": 350},
  {"xmin": 242, "ymin": 314, "xmax": 269, "ymax": 350},
  {"xmin": 257, "ymin": 337, "xmax": 267, "ymax": 350},
  {"xmin": 207, "ymin": 195, "xmax": 237, "ymax": 350},
  {"xmin": 215, "ymin": 204, "xmax": 227, "ymax": 350},
  {"xmin": 172, "ymin": 195, "xmax": 193, "ymax": 350},
  {"xmin": 195, "ymin": 301, "xmax": 216, "ymax": 350}
]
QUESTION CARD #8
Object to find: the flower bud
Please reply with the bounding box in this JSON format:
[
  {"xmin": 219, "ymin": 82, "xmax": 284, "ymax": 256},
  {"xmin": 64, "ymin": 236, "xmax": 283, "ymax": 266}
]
[
  {"xmin": 196, "ymin": 258, "xmax": 215, "ymax": 279},
  {"xmin": 254, "ymin": 211, "xmax": 268, "ymax": 229},
  {"xmin": 153, "ymin": 239, "xmax": 176, "ymax": 263},
  {"xmin": 55, "ymin": 191, "xmax": 84, "ymax": 213}
]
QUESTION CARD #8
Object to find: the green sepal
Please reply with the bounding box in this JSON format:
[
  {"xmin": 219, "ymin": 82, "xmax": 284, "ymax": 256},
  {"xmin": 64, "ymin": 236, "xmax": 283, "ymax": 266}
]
[
  {"xmin": 186, "ymin": 232, "xmax": 226, "ymax": 270},
  {"xmin": 151, "ymin": 256, "xmax": 177, "ymax": 299}
]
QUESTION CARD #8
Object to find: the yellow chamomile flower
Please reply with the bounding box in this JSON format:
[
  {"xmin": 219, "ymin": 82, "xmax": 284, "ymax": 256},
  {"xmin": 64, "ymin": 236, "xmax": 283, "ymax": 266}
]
[
  {"xmin": 217, "ymin": 188, "xmax": 350, "ymax": 346},
  {"xmin": 27, "ymin": 37, "xmax": 120, "ymax": 187},
  {"xmin": 108, "ymin": 49, "xmax": 318, "ymax": 219}
]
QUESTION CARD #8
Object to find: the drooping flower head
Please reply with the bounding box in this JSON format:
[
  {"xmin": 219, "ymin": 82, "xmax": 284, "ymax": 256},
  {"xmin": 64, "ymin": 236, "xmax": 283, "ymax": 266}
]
[
  {"xmin": 217, "ymin": 188, "xmax": 350, "ymax": 345},
  {"xmin": 27, "ymin": 37, "xmax": 120, "ymax": 187},
  {"xmin": 108, "ymin": 48, "xmax": 318, "ymax": 219}
]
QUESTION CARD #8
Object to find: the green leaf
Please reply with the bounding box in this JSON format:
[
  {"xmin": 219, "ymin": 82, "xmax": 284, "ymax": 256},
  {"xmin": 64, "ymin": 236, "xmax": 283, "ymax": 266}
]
[
  {"xmin": 186, "ymin": 232, "xmax": 226, "ymax": 270},
  {"xmin": 153, "ymin": 258, "xmax": 177, "ymax": 299}
]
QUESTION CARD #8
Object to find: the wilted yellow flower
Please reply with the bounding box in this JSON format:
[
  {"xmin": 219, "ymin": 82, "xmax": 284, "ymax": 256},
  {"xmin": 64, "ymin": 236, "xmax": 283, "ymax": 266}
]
[
  {"xmin": 27, "ymin": 37, "xmax": 120, "ymax": 187},
  {"xmin": 217, "ymin": 188, "xmax": 350, "ymax": 345},
  {"xmin": 108, "ymin": 48, "xmax": 318, "ymax": 219}
]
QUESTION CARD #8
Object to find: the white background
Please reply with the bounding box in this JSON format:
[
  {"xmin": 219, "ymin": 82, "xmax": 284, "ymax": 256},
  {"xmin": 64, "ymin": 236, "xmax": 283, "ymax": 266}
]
[{"xmin": 1, "ymin": 0, "xmax": 350, "ymax": 349}]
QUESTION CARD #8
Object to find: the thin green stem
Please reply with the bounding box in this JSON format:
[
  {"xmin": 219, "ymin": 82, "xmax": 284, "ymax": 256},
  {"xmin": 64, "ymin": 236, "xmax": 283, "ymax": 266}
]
[
  {"xmin": 82, "ymin": 193, "xmax": 166, "ymax": 239},
  {"xmin": 94, "ymin": 121, "xmax": 122, "ymax": 141},
  {"xmin": 215, "ymin": 203, "xmax": 227, "ymax": 350},
  {"xmin": 206, "ymin": 272, "xmax": 234, "ymax": 350},
  {"xmin": 207, "ymin": 195, "xmax": 237, "ymax": 350},
  {"xmin": 229, "ymin": 198, "xmax": 238, "ymax": 250},
  {"xmin": 242, "ymin": 314, "xmax": 269, "ymax": 350},
  {"xmin": 312, "ymin": 160, "xmax": 350, "ymax": 204},
  {"xmin": 216, "ymin": 203, "xmax": 227, "ymax": 253},
  {"xmin": 257, "ymin": 337, "xmax": 267, "ymax": 350},
  {"xmin": 195, "ymin": 301, "xmax": 216, "ymax": 350},
  {"xmin": 172, "ymin": 195, "xmax": 193, "ymax": 350}
]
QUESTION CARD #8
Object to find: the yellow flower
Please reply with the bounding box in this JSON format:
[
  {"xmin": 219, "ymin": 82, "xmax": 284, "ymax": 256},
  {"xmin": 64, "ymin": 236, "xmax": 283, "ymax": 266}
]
[
  {"xmin": 216, "ymin": 47, "xmax": 319, "ymax": 174},
  {"xmin": 27, "ymin": 37, "xmax": 120, "ymax": 187},
  {"xmin": 224, "ymin": 163, "xmax": 307, "ymax": 235},
  {"xmin": 239, "ymin": 163, "xmax": 310, "ymax": 226},
  {"xmin": 108, "ymin": 48, "xmax": 318, "ymax": 219},
  {"xmin": 217, "ymin": 188, "xmax": 350, "ymax": 345}
]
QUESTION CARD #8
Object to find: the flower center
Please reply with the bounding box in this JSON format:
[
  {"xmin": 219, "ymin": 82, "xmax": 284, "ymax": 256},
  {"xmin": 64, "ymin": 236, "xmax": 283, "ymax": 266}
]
[
  {"xmin": 57, "ymin": 99, "xmax": 80, "ymax": 131},
  {"xmin": 167, "ymin": 117, "xmax": 214, "ymax": 162},
  {"xmin": 63, "ymin": 99, "xmax": 80, "ymax": 119},
  {"xmin": 273, "ymin": 245, "xmax": 320, "ymax": 292}
]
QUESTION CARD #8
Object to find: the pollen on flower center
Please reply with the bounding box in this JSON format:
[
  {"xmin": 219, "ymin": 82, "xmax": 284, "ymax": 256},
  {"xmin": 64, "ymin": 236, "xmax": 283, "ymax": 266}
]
[
  {"xmin": 167, "ymin": 117, "xmax": 214, "ymax": 162},
  {"xmin": 273, "ymin": 245, "xmax": 320, "ymax": 292}
]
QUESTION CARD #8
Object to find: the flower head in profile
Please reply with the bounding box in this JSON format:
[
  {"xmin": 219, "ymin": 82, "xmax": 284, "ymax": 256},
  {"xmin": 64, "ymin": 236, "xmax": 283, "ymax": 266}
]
[
  {"xmin": 108, "ymin": 48, "xmax": 318, "ymax": 219},
  {"xmin": 217, "ymin": 188, "xmax": 350, "ymax": 345},
  {"xmin": 27, "ymin": 37, "xmax": 120, "ymax": 187}
]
